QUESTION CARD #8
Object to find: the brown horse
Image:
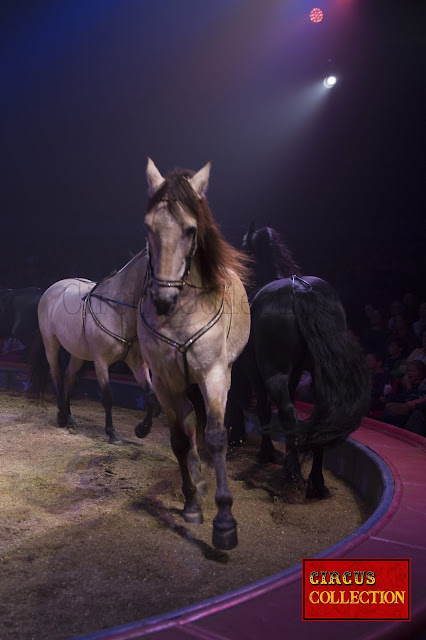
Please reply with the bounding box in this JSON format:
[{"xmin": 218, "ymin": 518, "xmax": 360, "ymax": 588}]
[{"xmin": 137, "ymin": 159, "xmax": 251, "ymax": 550}]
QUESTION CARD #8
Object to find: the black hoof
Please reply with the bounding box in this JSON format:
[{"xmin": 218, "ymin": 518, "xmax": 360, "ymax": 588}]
[
  {"xmin": 135, "ymin": 420, "xmax": 151, "ymax": 438},
  {"xmin": 212, "ymin": 523, "xmax": 238, "ymax": 551},
  {"xmin": 306, "ymin": 480, "xmax": 330, "ymax": 500},
  {"xmin": 256, "ymin": 449, "xmax": 277, "ymax": 464},
  {"xmin": 183, "ymin": 508, "xmax": 203, "ymax": 524},
  {"xmin": 108, "ymin": 435, "xmax": 120, "ymax": 445},
  {"xmin": 67, "ymin": 415, "xmax": 76, "ymax": 426}
]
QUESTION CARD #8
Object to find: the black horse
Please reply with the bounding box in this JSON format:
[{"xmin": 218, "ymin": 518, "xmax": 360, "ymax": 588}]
[
  {"xmin": 227, "ymin": 225, "xmax": 370, "ymax": 500},
  {"xmin": 0, "ymin": 287, "xmax": 44, "ymax": 356}
]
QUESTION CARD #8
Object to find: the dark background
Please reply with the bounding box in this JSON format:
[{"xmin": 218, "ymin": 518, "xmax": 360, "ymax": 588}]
[{"xmin": 1, "ymin": 0, "xmax": 425, "ymax": 319}]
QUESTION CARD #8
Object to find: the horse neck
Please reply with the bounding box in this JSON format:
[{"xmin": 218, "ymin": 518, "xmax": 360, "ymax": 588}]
[{"xmin": 97, "ymin": 252, "xmax": 148, "ymax": 302}]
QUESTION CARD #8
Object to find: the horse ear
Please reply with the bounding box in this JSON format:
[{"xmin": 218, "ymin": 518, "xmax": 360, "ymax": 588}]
[
  {"xmin": 189, "ymin": 162, "xmax": 211, "ymax": 199},
  {"xmin": 244, "ymin": 218, "xmax": 255, "ymax": 250},
  {"xmin": 146, "ymin": 158, "xmax": 165, "ymax": 196}
]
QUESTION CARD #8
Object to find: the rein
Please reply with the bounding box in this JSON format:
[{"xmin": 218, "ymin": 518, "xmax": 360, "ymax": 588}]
[{"xmin": 82, "ymin": 283, "xmax": 138, "ymax": 360}]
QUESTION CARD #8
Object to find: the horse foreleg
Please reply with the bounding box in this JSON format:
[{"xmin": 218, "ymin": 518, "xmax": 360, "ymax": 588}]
[
  {"xmin": 200, "ymin": 365, "xmax": 237, "ymax": 551},
  {"xmin": 94, "ymin": 359, "xmax": 118, "ymax": 443},
  {"xmin": 256, "ymin": 383, "xmax": 275, "ymax": 463},
  {"xmin": 183, "ymin": 396, "xmax": 207, "ymax": 499},
  {"xmin": 306, "ymin": 446, "xmax": 330, "ymax": 499},
  {"xmin": 126, "ymin": 349, "xmax": 160, "ymax": 439},
  {"xmin": 153, "ymin": 381, "xmax": 203, "ymax": 523}
]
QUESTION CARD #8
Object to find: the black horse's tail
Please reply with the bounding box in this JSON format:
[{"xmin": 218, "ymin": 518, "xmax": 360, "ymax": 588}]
[
  {"xmin": 27, "ymin": 332, "xmax": 51, "ymax": 403},
  {"xmin": 293, "ymin": 286, "xmax": 371, "ymax": 450}
]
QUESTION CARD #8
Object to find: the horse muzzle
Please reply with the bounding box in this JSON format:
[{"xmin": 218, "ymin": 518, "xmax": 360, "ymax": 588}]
[{"xmin": 151, "ymin": 288, "xmax": 179, "ymax": 316}]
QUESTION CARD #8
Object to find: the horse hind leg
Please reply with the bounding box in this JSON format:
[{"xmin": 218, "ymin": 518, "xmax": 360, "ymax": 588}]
[
  {"xmin": 63, "ymin": 355, "xmax": 84, "ymax": 427},
  {"xmin": 265, "ymin": 373, "xmax": 304, "ymax": 496},
  {"xmin": 42, "ymin": 336, "xmax": 68, "ymax": 427},
  {"xmin": 94, "ymin": 359, "xmax": 119, "ymax": 443},
  {"xmin": 306, "ymin": 446, "xmax": 330, "ymax": 500}
]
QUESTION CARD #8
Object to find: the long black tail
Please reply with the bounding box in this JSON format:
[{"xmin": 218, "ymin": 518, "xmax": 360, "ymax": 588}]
[
  {"xmin": 27, "ymin": 332, "xmax": 51, "ymax": 403},
  {"xmin": 293, "ymin": 286, "xmax": 371, "ymax": 450}
]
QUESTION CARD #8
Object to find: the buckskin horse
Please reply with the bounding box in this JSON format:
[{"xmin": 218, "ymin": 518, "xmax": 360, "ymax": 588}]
[
  {"xmin": 137, "ymin": 159, "xmax": 251, "ymax": 550},
  {"xmin": 29, "ymin": 251, "xmax": 158, "ymax": 443}
]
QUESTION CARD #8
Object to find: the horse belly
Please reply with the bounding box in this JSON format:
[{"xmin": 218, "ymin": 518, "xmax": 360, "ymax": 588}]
[{"xmin": 39, "ymin": 281, "xmax": 93, "ymax": 361}]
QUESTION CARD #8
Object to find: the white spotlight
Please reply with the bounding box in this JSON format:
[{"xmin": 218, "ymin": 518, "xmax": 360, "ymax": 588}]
[{"xmin": 323, "ymin": 75, "xmax": 337, "ymax": 88}]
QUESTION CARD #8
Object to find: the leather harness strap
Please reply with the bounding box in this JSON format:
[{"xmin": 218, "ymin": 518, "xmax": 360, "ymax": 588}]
[{"xmin": 82, "ymin": 282, "xmax": 138, "ymax": 361}]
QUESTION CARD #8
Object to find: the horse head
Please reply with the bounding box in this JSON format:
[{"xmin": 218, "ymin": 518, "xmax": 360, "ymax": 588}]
[{"xmin": 145, "ymin": 158, "xmax": 211, "ymax": 316}]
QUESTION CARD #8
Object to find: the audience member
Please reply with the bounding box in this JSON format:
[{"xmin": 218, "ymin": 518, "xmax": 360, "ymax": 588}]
[
  {"xmin": 366, "ymin": 352, "xmax": 392, "ymax": 414},
  {"xmin": 384, "ymin": 337, "xmax": 405, "ymax": 379},
  {"xmin": 413, "ymin": 302, "xmax": 426, "ymax": 339},
  {"xmin": 382, "ymin": 361, "xmax": 426, "ymax": 429},
  {"xmin": 362, "ymin": 309, "xmax": 388, "ymax": 357},
  {"xmin": 387, "ymin": 300, "xmax": 404, "ymax": 331},
  {"xmin": 390, "ymin": 314, "xmax": 419, "ymax": 357},
  {"xmin": 402, "ymin": 292, "xmax": 419, "ymax": 324},
  {"xmin": 405, "ymin": 327, "xmax": 426, "ymax": 365}
]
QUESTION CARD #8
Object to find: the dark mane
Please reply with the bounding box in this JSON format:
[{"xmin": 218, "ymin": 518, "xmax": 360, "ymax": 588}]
[
  {"xmin": 148, "ymin": 169, "xmax": 252, "ymax": 291},
  {"xmin": 243, "ymin": 226, "xmax": 301, "ymax": 289}
]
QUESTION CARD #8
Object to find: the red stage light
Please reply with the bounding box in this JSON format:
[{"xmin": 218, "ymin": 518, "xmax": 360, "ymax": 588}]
[{"xmin": 310, "ymin": 8, "xmax": 324, "ymax": 23}]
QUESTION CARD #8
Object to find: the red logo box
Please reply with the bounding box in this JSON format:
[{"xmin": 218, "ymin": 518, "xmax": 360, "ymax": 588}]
[{"xmin": 302, "ymin": 558, "xmax": 411, "ymax": 620}]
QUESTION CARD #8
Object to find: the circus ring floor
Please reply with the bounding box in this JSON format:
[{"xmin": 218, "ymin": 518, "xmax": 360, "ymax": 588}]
[{"xmin": 1, "ymin": 357, "xmax": 425, "ymax": 640}]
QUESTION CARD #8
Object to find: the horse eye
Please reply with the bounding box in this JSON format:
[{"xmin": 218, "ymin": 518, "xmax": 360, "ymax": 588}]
[{"xmin": 185, "ymin": 227, "xmax": 196, "ymax": 238}]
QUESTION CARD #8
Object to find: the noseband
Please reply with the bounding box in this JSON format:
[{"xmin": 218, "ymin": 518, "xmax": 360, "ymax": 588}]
[{"xmin": 146, "ymin": 226, "xmax": 198, "ymax": 291}]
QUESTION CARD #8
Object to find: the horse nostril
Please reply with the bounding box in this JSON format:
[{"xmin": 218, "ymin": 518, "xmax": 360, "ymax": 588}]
[{"xmin": 154, "ymin": 299, "xmax": 171, "ymax": 316}]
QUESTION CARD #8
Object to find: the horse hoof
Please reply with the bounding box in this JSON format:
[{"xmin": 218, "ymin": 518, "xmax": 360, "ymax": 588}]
[
  {"xmin": 67, "ymin": 415, "xmax": 76, "ymax": 426},
  {"xmin": 135, "ymin": 421, "xmax": 151, "ymax": 438},
  {"xmin": 256, "ymin": 449, "xmax": 276, "ymax": 464},
  {"xmin": 212, "ymin": 524, "xmax": 238, "ymax": 551},
  {"xmin": 183, "ymin": 509, "xmax": 203, "ymax": 524},
  {"xmin": 108, "ymin": 436, "xmax": 120, "ymax": 445},
  {"xmin": 306, "ymin": 481, "xmax": 330, "ymax": 500}
]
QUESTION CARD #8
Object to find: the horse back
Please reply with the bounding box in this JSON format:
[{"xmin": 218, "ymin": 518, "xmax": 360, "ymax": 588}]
[
  {"xmin": 249, "ymin": 276, "xmax": 343, "ymax": 375},
  {"xmin": 38, "ymin": 279, "xmax": 95, "ymax": 346}
]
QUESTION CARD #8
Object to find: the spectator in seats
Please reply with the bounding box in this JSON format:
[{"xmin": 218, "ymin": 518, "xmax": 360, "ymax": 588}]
[
  {"xmin": 413, "ymin": 302, "xmax": 426, "ymax": 339},
  {"xmin": 403, "ymin": 402, "xmax": 426, "ymax": 437},
  {"xmin": 382, "ymin": 361, "xmax": 426, "ymax": 428},
  {"xmin": 387, "ymin": 300, "xmax": 404, "ymax": 331},
  {"xmin": 405, "ymin": 327, "xmax": 426, "ymax": 365},
  {"xmin": 366, "ymin": 352, "xmax": 392, "ymax": 414},
  {"xmin": 362, "ymin": 309, "xmax": 387, "ymax": 357},
  {"xmin": 362, "ymin": 303, "xmax": 374, "ymax": 331},
  {"xmin": 384, "ymin": 337, "xmax": 405, "ymax": 380},
  {"xmin": 390, "ymin": 314, "xmax": 419, "ymax": 357},
  {"xmin": 402, "ymin": 292, "xmax": 418, "ymax": 324}
]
